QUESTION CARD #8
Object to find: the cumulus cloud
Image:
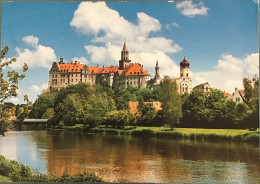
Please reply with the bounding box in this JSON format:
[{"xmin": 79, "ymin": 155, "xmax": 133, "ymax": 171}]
[
  {"xmin": 172, "ymin": 22, "xmax": 179, "ymax": 28},
  {"xmin": 31, "ymin": 82, "xmax": 48, "ymax": 95},
  {"xmin": 70, "ymin": 2, "xmax": 161, "ymax": 41},
  {"xmin": 166, "ymin": 22, "xmax": 179, "ymax": 29},
  {"xmin": 176, "ymin": 1, "xmax": 209, "ymax": 17},
  {"xmin": 6, "ymin": 82, "xmax": 49, "ymax": 105},
  {"xmin": 22, "ymin": 35, "xmax": 39, "ymax": 48},
  {"xmin": 193, "ymin": 53, "xmax": 259, "ymax": 93},
  {"xmin": 72, "ymin": 57, "xmax": 89, "ymax": 65},
  {"xmin": 6, "ymin": 35, "xmax": 56, "ymax": 70},
  {"xmin": 71, "ymin": 2, "xmax": 182, "ymax": 76}
]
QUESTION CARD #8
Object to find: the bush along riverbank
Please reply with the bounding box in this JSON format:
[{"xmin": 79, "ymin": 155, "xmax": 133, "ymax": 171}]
[
  {"xmin": 61, "ymin": 125, "xmax": 259, "ymax": 144},
  {"xmin": 0, "ymin": 155, "xmax": 103, "ymax": 182}
]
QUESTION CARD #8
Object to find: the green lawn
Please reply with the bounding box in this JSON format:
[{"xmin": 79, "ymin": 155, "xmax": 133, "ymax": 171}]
[
  {"xmin": 133, "ymin": 126, "xmax": 251, "ymax": 136},
  {"xmin": 174, "ymin": 128, "xmax": 250, "ymax": 136}
]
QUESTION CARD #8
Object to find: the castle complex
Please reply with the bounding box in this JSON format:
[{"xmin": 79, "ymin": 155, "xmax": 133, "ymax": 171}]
[{"xmin": 48, "ymin": 41, "xmax": 192, "ymax": 93}]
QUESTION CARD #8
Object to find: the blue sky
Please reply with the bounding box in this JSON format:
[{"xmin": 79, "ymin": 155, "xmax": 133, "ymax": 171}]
[{"xmin": 1, "ymin": 0, "xmax": 259, "ymax": 104}]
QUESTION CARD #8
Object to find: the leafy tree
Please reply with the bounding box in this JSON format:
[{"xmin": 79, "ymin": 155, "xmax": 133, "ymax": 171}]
[
  {"xmin": 84, "ymin": 92, "xmax": 116, "ymax": 127},
  {"xmin": 0, "ymin": 46, "xmax": 28, "ymax": 135},
  {"xmin": 242, "ymin": 76, "xmax": 259, "ymax": 129},
  {"xmin": 29, "ymin": 92, "xmax": 56, "ymax": 118},
  {"xmin": 137, "ymin": 100, "xmax": 157, "ymax": 126},
  {"xmin": 105, "ymin": 110, "xmax": 130, "ymax": 129},
  {"xmin": 161, "ymin": 76, "xmax": 182, "ymax": 129},
  {"xmin": 42, "ymin": 108, "xmax": 54, "ymax": 119}
]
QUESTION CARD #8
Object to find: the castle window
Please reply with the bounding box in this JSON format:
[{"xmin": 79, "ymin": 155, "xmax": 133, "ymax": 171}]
[
  {"xmin": 183, "ymin": 78, "xmax": 185, "ymax": 80},
  {"xmin": 85, "ymin": 79, "xmax": 87, "ymax": 83},
  {"xmin": 76, "ymin": 78, "xmax": 78, "ymax": 82},
  {"xmin": 72, "ymin": 79, "xmax": 73, "ymax": 82},
  {"xmin": 52, "ymin": 75, "xmax": 54, "ymax": 78},
  {"xmin": 186, "ymin": 73, "xmax": 188, "ymax": 77},
  {"xmin": 181, "ymin": 73, "xmax": 183, "ymax": 77}
]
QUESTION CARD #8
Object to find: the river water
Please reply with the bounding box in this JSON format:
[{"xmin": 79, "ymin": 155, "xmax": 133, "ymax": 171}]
[{"xmin": 0, "ymin": 130, "xmax": 259, "ymax": 183}]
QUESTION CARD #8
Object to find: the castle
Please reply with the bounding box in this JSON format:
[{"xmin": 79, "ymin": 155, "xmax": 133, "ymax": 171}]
[{"xmin": 48, "ymin": 41, "xmax": 192, "ymax": 93}]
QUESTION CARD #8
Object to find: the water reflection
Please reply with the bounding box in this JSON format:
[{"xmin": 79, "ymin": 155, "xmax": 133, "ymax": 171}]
[{"xmin": 0, "ymin": 130, "xmax": 259, "ymax": 183}]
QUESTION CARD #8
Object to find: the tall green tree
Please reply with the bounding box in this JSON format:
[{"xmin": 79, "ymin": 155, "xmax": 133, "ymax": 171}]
[
  {"xmin": 161, "ymin": 76, "xmax": 182, "ymax": 129},
  {"xmin": 243, "ymin": 76, "xmax": 259, "ymax": 129},
  {"xmin": 0, "ymin": 46, "xmax": 28, "ymax": 135}
]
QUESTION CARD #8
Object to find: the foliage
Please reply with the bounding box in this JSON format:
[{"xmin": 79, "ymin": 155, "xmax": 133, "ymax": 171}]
[
  {"xmin": 84, "ymin": 92, "xmax": 116, "ymax": 127},
  {"xmin": 29, "ymin": 92, "xmax": 56, "ymax": 118},
  {"xmin": 0, "ymin": 46, "xmax": 28, "ymax": 135},
  {"xmin": 0, "ymin": 155, "xmax": 102, "ymax": 182},
  {"xmin": 105, "ymin": 110, "xmax": 130, "ymax": 129},
  {"xmin": 242, "ymin": 76, "xmax": 259, "ymax": 129},
  {"xmin": 181, "ymin": 89, "xmax": 249, "ymax": 129},
  {"xmin": 161, "ymin": 76, "xmax": 182, "ymax": 129},
  {"xmin": 137, "ymin": 100, "xmax": 157, "ymax": 126}
]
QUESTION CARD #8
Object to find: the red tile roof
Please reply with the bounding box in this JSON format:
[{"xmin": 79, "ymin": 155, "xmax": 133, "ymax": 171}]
[
  {"xmin": 224, "ymin": 92, "xmax": 233, "ymax": 99},
  {"xmin": 55, "ymin": 62, "xmax": 149, "ymax": 76},
  {"xmin": 87, "ymin": 66, "xmax": 118, "ymax": 74},
  {"xmin": 57, "ymin": 63, "xmax": 85, "ymax": 73},
  {"xmin": 119, "ymin": 63, "xmax": 149, "ymax": 76},
  {"xmin": 128, "ymin": 101, "xmax": 162, "ymax": 115}
]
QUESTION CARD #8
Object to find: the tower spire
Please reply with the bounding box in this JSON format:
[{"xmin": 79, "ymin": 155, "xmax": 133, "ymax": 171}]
[
  {"xmin": 155, "ymin": 60, "xmax": 160, "ymax": 80},
  {"xmin": 123, "ymin": 38, "xmax": 127, "ymax": 51}
]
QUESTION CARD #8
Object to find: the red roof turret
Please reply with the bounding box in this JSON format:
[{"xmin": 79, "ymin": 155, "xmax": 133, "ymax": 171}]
[{"xmin": 180, "ymin": 58, "xmax": 190, "ymax": 67}]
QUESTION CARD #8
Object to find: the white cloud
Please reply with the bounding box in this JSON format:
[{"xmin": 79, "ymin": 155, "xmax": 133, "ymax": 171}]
[
  {"xmin": 193, "ymin": 53, "xmax": 259, "ymax": 93},
  {"xmin": 31, "ymin": 82, "xmax": 48, "ymax": 95},
  {"xmin": 71, "ymin": 2, "xmax": 182, "ymax": 76},
  {"xmin": 72, "ymin": 57, "xmax": 89, "ymax": 65},
  {"xmin": 6, "ymin": 35, "xmax": 56, "ymax": 70},
  {"xmin": 6, "ymin": 82, "xmax": 49, "ymax": 105},
  {"xmin": 165, "ymin": 22, "xmax": 179, "ymax": 30},
  {"xmin": 172, "ymin": 22, "xmax": 179, "ymax": 28},
  {"xmin": 176, "ymin": 1, "xmax": 209, "ymax": 17},
  {"xmin": 22, "ymin": 35, "xmax": 39, "ymax": 48},
  {"xmin": 70, "ymin": 2, "xmax": 161, "ymax": 41}
]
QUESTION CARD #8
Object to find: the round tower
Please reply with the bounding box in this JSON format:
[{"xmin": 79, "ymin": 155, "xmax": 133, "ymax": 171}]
[{"xmin": 180, "ymin": 57, "xmax": 190, "ymax": 78}]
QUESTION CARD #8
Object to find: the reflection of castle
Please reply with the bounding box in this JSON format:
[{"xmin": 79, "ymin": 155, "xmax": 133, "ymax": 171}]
[{"xmin": 48, "ymin": 41, "xmax": 192, "ymax": 93}]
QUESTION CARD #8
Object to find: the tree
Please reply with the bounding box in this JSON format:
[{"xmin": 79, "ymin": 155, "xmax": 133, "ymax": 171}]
[
  {"xmin": 105, "ymin": 110, "xmax": 130, "ymax": 129},
  {"xmin": 137, "ymin": 99, "xmax": 157, "ymax": 126},
  {"xmin": 161, "ymin": 76, "xmax": 182, "ymax": 129},
  {"xmin": 84, "ymin": 92, "xmax": 116, "ymax": 127},
  {"xmin": 0, "ymin": 46, "xmax": 28, "ymax": 135},
  {"xmin": 242, "ymin": 76, "xmax": 259, "ymax": 129},
  {"xmin": 29, "ymin": 92, "xmax": 56, "ymax": 118}
]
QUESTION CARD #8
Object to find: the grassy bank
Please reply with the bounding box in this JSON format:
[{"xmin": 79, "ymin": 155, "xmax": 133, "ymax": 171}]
[
  {"xmin": 0, "ymin": 155, "xmax": 103, "ymax": 182},
  {"xmin": 63, "ymin": 124, "xmax": 259, "ymax": 143}
]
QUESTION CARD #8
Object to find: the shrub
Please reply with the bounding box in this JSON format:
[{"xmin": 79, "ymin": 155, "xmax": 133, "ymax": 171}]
[{"xmin": 130, "ymin": 129, "xmax": 155, "ymax": 137}]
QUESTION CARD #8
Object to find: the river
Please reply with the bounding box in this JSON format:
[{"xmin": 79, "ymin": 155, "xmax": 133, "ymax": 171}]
[{"xmin": 0, "ymin": 130, "xmax": 259, "ymax": 183}]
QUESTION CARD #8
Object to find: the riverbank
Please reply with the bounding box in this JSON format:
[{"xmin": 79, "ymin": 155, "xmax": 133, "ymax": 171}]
[
  {"xmin": 62, "ymin": 125, "xmax": 259, "ymax": 143},
  {"xmin": 0, "ymin": 155, "xmax": 103, "ymax": 182}
]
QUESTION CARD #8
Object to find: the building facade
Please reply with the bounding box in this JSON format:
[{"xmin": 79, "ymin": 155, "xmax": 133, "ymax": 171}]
[
  {"xmin": 232, "ymin": 88, "xmax": 245, "ymax": 103},
  {"xmin": 48, "ymin": 42, "xmax": 151, "ymax": 91}
]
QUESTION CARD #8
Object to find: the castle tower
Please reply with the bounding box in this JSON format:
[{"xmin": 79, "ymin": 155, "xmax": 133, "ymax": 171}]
[
  {"xmin": 119, "ymin": 40, "xmax": 131, "ymax": 69},
  {"xmin": 154, "ymin": 60, "xmax": 160, "ymax": 82},
  {"xmin": 178, "ymin": 56, "xmax": 192, "ymax": 93},
  {"xmin": 180, "ymin": 56, "xmax": 190, "ymax": 78}
]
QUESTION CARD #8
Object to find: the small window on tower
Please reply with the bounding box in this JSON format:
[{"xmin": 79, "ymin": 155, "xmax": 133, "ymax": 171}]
[{"xmin": 186, "ymin": 73, "xmax": 188, "ymax": 77}]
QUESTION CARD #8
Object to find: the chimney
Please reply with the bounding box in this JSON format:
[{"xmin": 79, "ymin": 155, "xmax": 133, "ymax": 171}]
[{"xmin": 60, "ymin": 57, "xmax": 64, "ymax": 63}]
